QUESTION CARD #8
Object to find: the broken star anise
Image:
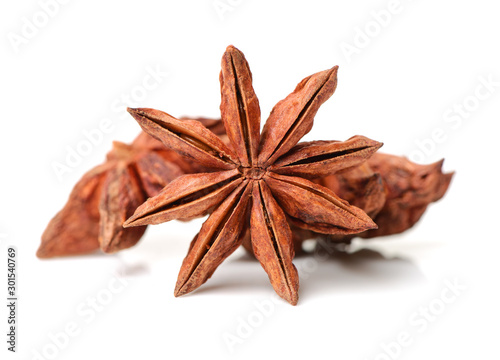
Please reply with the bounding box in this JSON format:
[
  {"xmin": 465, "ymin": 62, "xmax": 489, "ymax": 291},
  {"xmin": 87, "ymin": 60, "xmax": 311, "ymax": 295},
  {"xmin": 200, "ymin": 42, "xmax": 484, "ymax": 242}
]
[
  {"xmin": 358, "ymin": 153, "xmax": 453, "ymax": 238},
  {"xmin": 37, "ymin": 117, "xmax": 223, "ymax": 258},
  {"xmin": 124, "ymin": 45, "xmax": 382, "ymax": 305},
  {"xmin": 280, "ymin": 152, "xmax": 454, "ymax": 254}
]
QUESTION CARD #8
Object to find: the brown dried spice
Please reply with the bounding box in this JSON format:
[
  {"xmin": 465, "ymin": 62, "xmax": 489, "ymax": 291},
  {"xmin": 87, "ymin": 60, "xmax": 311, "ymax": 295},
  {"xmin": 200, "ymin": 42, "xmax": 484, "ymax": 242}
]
[
  {"xmin": 37, "ymin": 117, "xmax": 223, "ymax": 258},
  {"xmin": 279, "ymin": 152, "xmax": 453, "ymax": 253},
  {"xmin": 360, "ymin": 153, "xmax": 453, "ymax": 238},
  {"xmin": 37, "ymin": 45, "xmax": 453, "ymax": 307},
  {"xmin": 124, "ymin": 45, "xmax": 382, "ymax": 305}
]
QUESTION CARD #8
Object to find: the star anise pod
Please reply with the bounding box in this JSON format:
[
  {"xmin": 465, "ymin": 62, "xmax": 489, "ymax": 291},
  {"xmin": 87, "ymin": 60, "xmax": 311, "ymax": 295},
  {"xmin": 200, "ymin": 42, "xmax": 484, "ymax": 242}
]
[
  {"xmin": 37, "ymin": 117, "xmax": 223, "ymax": 258},
  {"xmin": 124, "ymin": 45, "xmax": 382, "ymax": 304},
  {"xmin": 282, "ymin": 152, "xmax": 453, "ymax": 253},
  {"xmin": 359, "ymin": 153, "xmax": 453, "ymax": 238}
]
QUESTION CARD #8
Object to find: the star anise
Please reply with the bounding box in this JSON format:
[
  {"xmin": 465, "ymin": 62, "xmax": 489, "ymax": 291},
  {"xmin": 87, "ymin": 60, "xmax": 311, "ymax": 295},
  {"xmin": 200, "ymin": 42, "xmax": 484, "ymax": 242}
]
[
  {"xmin": 276, "ymin": 152, "xmax": 453, "ymax": 253},
  {"xmin": 124, "ymin": 45, "xmax": 382, "ymax": 304},
  {"xmin": 37, "ymin": 117, "xmax": 223, "ymax": 258},
  {"xmin": 358, "ymin": 153, "xmax": 453, "ymax": 238}
]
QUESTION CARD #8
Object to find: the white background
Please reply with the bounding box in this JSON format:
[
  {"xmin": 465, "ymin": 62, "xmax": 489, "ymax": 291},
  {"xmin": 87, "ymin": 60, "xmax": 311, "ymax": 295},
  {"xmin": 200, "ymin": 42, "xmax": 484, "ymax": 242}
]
[{"xmin": 1, "ymin": 0, "xmax": 499, "ymax": 359}]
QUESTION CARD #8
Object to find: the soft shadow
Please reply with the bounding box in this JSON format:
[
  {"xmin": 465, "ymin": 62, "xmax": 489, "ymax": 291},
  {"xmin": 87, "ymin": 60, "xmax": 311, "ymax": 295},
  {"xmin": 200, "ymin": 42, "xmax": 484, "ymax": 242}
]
[
  {"xmin": 297, "ymin": 247, "xmax": 425, "ymax": 302},
  {"xmin": 186, "ymin": 259, "xmax": 271, "ymax": 296},
  {"xmin": 115, "ymin": 262, "xmax": 150, "ymax": 277},
  {"xmin": 190, "ymin": 246, "xmax": 425, "ymax": 301}
]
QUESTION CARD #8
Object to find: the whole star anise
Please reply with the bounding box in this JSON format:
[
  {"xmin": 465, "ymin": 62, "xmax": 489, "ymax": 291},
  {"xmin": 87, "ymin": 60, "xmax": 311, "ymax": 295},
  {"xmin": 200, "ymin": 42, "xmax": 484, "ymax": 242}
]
[{"xmin": 124, "ymin": 45, "xmax": 382, "ymax": 305}]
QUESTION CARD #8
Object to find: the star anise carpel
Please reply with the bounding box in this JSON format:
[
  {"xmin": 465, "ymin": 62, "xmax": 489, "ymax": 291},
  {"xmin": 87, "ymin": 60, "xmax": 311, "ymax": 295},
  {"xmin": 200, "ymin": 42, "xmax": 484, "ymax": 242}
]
[{"xmin": 124, "ymin": 45, "xmax": 382, "ymax": 305}]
